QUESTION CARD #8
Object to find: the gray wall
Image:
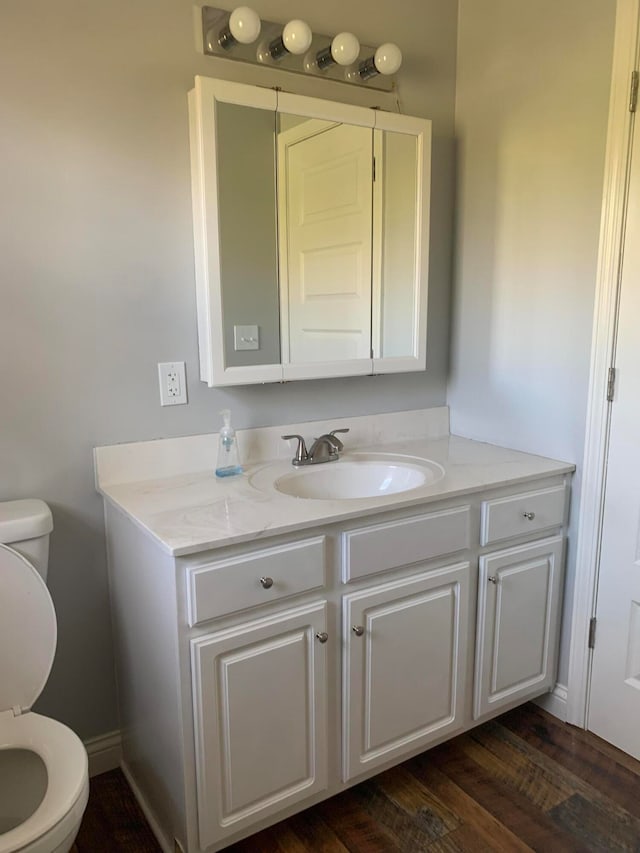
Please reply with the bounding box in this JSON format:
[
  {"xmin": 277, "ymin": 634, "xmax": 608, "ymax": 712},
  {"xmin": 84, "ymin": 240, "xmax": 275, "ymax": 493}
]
[
  {"xmin": 0, "ymin": 1, "xmax": 458, "ymax": 737},
  {"xmin": 449, "ymin": 0, "xmax": 616, "ymax": 684}
]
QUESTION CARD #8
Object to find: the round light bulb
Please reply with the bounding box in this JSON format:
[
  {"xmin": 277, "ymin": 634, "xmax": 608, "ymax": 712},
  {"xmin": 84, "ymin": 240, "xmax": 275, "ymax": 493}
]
[
  {"xmin": 282, "ymin": 19, "xmax": 313, "ymax": 55},
  {"xmin": 374, "ymin": 42, "xmax": 402, "ymax": 75},
  {"xmin": 228, "ymin": 6, "xmax": 261, "ymax": 44},
  {"xmin": 330, "ymin": 32, "xmax": 360, "ymax": 66}
]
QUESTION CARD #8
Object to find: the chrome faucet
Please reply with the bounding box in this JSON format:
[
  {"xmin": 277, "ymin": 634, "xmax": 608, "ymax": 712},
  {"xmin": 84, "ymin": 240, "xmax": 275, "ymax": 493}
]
[{"xmin": 282, "ymin": 429, "xmax": 349, "ymax": 466}]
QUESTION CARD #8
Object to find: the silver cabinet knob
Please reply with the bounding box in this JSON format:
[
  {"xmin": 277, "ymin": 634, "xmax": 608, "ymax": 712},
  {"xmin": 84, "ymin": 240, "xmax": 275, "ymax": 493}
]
[
  {"xmin": 523, "ymin": 511, "xmax": 536, "ymax": 521},
  {"xmin": 352, "ymin": 625, "xmax": 365, "ymax": 636},
  {"xmin": 315, "ymin": 631, "xmax": 329, "ymax": 643},
  {"xmin": 488, "ymin": 576, "xmax": 498, "ymax": 584},
  {"xmin": 259, "ymin": 576, "xmax": 274, "ymax": 589}
]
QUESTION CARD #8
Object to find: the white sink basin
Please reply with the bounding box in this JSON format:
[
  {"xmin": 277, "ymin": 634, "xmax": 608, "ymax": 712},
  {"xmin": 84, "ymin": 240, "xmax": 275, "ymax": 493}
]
[{"xmin": 261, "ymin": 453, "xmax": 444, "ymax": 501}]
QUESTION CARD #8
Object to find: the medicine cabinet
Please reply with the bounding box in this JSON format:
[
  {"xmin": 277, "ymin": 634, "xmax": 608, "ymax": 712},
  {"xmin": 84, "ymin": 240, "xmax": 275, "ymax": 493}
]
[{"xmin": 189, "ymin": 76, "xmax": 431, "ymax": 386}]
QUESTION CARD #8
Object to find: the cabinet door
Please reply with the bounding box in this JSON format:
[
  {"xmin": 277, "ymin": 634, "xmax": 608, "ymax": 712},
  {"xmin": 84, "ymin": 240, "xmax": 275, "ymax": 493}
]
[
  {"xmin": 343, "ymin": 563, "xmax": 470, "ymax": 781},
  {"xmin": 474, "ymin": 536, "xmax": 564, "ymax": 719},
  {"xmin": 191, "ymin": 601, "xmax": 328, "ymax": 850}
]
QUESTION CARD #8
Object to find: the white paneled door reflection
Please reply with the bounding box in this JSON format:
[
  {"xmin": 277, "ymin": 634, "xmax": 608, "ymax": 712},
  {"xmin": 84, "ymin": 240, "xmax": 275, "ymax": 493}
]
[{"xmin": 278, "ymin": 120, "xmax": 373, "ymax": 364}]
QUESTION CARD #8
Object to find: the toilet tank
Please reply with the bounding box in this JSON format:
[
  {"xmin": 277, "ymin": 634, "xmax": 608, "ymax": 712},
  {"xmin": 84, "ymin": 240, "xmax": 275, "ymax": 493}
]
[{"xmin": 0, "ymin": 499, "xmax": 53, "ymax": 580}]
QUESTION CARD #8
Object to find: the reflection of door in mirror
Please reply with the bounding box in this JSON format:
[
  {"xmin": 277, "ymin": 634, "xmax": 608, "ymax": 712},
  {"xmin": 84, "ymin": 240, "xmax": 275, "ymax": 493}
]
[
  {"xmin": 373, "ymin": 130, "xmax": 419, "ymax": 359},
  {"xmin": 277, "ymin": 118, "xmax": 374, "ymax": 365}
]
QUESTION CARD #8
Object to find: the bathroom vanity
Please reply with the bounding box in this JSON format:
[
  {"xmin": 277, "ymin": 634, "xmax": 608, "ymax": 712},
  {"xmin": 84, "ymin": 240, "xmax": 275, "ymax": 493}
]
[{"xmin": 96, "ymin": 411, "xmax": 573, "ymax": 853}]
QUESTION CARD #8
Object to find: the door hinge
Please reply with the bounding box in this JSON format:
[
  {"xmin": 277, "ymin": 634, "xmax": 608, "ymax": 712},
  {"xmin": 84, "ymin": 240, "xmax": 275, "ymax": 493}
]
[
  {"xmin": 588, "ymin": 616, "xmax": 597, "ymax": 649},
  {"xmin": 631, "ymin": 70, "xmax": 639, "ymax": 113},
  {"xmin": 372, "ymin": 156, "xmax": 377, "ymax": 182},
  {"xmin": 606, "ymin": 367, "xmax": 616, "ymax": 402}
]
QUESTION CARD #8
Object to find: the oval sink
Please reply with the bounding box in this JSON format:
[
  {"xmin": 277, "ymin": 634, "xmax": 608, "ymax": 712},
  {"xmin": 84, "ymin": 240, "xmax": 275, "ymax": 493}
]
[{"xmin": 271, "ymin": 454, "xmax": 444, "ymax": 501}]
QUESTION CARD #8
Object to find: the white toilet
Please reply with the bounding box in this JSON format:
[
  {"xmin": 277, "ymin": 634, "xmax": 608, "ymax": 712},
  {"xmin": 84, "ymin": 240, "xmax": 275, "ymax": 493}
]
[{"xmin": 0, "ymin": 500, "xmax": 89, "ymax": 853}]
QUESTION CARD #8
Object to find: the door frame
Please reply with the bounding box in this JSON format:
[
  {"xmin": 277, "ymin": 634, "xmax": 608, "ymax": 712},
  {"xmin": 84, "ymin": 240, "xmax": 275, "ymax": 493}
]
[{"xmin": 566, "ymin": 0, "xmax": 640, "ymax": 727}]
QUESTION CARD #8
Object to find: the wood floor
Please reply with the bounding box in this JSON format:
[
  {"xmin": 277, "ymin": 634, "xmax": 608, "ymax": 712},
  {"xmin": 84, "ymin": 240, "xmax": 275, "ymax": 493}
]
[{"xmin": 75, "ymin": 704, "xmax": 640, "ymax": 852}]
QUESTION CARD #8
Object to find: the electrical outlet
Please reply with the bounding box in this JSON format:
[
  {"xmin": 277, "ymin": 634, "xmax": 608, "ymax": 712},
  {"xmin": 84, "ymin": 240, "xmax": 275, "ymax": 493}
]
[{"xmin": 158, "ymin": 362, "xmax": 187, "ymax": 406}]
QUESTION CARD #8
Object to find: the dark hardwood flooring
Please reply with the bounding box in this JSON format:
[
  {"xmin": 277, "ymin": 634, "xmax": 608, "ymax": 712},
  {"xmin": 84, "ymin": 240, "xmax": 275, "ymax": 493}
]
[{"xmin": 75, "ymin": 704, "xmax": 640, "ymax": 852}]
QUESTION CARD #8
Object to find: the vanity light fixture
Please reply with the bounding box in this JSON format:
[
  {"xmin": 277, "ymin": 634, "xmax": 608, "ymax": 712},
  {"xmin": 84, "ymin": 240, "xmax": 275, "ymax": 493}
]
[
  {"xmin": 267, "ymin": 19, "xmax": 313, "ymax": 59},
  {"xmin": 358, "ymin": 42, "xmax": 403, "ymax": 80},
  {"xmin": 216, "ymin": 6, "xmax": 261, "ymax": 50},
  {"xmin": 315, "ymin": 32, "xmax": 360, "ymax": 69},
  {"xmin": 201, "ymin": 6, "xmax": 400, "ymax": 91}
]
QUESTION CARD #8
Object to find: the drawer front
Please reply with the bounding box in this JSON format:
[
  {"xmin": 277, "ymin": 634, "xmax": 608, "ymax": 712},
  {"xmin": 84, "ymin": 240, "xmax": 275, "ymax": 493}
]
[
  {"xmin": 187, "ymin": 537, "xmax": 325, "ymax": 626},
  {"xmin": 481, "ymin": 485, "xmax": 566, "ymax": 546},
  {"xmin": 342, "ymin": 506, "xmax": 471, "ymax": 582}
]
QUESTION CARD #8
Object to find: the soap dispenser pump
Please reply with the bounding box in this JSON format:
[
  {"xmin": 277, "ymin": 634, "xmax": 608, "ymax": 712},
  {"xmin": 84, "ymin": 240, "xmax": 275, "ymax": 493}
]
[{"xmin": 215, "ymin": 409, "xmax": 243, "ymax": 478}]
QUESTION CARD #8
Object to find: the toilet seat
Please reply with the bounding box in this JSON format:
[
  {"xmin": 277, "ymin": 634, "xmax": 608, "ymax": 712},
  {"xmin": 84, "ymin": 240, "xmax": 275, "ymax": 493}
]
[
  {"xmin": 0, "ymin": 712, "xmax": 88, "ymax": 853},
  {"xmin": 0, "ymin": 545, "xmax": 57, "ymax": 716},
  {"xmin": 0, "ymin": 544, "xmax": 88, "ymax": 853}
]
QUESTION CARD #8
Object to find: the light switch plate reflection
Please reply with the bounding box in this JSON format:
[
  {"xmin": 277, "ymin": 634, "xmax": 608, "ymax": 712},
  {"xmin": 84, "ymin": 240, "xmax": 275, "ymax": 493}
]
[{"xmin": 234, "ymin": 325, "xmax": 260, "ymax": 351}]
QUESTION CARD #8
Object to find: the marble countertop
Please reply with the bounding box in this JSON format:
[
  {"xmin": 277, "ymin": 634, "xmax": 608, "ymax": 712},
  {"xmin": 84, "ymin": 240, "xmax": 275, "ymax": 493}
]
[{"xmin": 97, "ymin": 435, "xmax": 574, "ymax": 557}]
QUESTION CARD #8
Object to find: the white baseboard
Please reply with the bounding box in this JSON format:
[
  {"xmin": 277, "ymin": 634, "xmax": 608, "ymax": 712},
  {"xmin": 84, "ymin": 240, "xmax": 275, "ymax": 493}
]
[
  {"xmin": 535, "ymin": 683, "xmax": 568, "ymax": 722},
  {"xmin": 121, "ymin": 761, "xmax": 174, "ymax": 853},
  {"xmin": 84, "ymin": 729, "xmax": 122, "ymax": 777}
]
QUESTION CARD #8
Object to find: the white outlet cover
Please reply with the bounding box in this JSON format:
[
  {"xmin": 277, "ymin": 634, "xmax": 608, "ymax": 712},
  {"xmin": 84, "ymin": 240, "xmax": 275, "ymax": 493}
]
[{"xmin": 158, "ymin": 362, "xmax": 187, "ymax": 406}]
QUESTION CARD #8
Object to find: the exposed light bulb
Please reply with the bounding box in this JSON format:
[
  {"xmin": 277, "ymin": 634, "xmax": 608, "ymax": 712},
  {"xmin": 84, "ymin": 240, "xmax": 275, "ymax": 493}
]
[
  {"xmin": 228, "ymin": 6, "xmax": 261, "ymax": 44},
  {"xmin": 281, "ymin": 19, "xmax": 313, "ymax": 55},
  {"xmin": 358, "ymin": 41, "xmax": 402, "ymax": 80},
  {"xmin": 217, "ymin": 6, "xmax": 261, "ymax": 49},
  {"xmin": 324, "ymin": 32, "xmax": 360, "ymax": 68},
  {"xmin": 374, "ymin": 42, "xmax": 402, "ymax": 75},
  {"xmin": 332, "ymin": 32, "xmax": 360, "ymax": 66},
  {"xmin": 267, "ymin": 18, "xmax": 312, "ymax": 60}
]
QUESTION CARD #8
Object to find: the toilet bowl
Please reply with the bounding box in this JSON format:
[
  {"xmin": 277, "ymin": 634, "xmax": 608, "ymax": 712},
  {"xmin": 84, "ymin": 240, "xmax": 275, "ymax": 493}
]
[{"xmin": 0, "ymin": 501, "xmax": 89, "ymax": 853}]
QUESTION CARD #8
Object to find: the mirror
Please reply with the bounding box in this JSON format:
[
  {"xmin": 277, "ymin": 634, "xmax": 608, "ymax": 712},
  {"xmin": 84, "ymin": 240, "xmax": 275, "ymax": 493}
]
[
  {"xmin": 189, "ymin": 77, "xmax": 431, "ymax": 386},
  {"xmin": 216, "ymin": 100, "xmax": 280, "ymax": 369}
]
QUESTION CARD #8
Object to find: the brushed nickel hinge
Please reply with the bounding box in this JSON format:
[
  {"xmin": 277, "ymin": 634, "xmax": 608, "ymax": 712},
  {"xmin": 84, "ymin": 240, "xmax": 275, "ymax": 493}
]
[
  {"xmin": 607, "ymin": 367, "xmax": 616, "ymax": 402},
  {"xmin": 588, "ymin": 616, "xmax": 597, "ymax": 649},
  {"xmin": 631, "ymin": 71, "xmax": 639, "ymax": 113}
]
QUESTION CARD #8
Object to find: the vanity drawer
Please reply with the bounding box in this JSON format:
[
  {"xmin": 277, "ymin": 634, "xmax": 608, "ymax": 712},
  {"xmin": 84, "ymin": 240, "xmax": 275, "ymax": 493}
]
[
  {"xmin": 480, "ymin": 485, "xmax": 567, "ymax": 546},
  {"xmin": 186, "ymin": 537, "xmax": 325, "ymax": 626},
  {"xmin": 342, "ymin": 506, "xmax": 471, "ymax": 582}
]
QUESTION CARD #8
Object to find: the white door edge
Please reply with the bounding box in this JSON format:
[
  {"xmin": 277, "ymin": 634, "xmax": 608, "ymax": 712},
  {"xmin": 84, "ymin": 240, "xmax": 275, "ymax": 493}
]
[{"xmin": 566, "ymin": 0, "xmax": 640, "ymax": 727}]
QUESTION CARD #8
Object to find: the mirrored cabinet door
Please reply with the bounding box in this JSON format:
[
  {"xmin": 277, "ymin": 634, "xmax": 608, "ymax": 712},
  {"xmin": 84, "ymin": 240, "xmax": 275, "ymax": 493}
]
[
  {"xmin": 276, "ymin": 92, "xmax": 376, "ymax": 381},
  {"xmin": 189, "ymin": 79, "xmax": 282, "ymax": 386},
  {"xmin": 372, "ymin": 111, "xmax": 430, "ymax": 374},
  {"xmin": 189, "ymin": 76, "xmax": 431, "ymax": 387}
]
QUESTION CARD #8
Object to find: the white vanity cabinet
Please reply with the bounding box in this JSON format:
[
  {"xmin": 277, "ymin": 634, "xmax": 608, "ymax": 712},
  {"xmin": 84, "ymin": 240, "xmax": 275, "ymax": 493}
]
[
  {"xmin": 473, "ymin": 485, "xmax": 568, "ymax": 720},
  {"xmin": 191, "ymin": 601, "xmax": 329, "ymax": 850},
  {"xmin": 474, "ymin": 536, "xmax": 564, "ymax": 719},
  {"xmin": 184, "ymin": 537, "xmax": 330, "ymax": 848},
  {"xmin": 342, "ymin": 561, "xmax": 470, "ymax": 781},
  {"xmin": 101, "ymin": 469, "xmax": 571, "ymax": 853}
]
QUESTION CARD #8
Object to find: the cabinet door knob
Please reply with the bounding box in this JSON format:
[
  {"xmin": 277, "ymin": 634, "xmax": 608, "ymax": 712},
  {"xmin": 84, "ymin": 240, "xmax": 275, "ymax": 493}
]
[
  {"xmin": 315, "ymin": 631, "xmax": 329, "ymax": 644},
  {"xmin": 488, "ymin": 576, "xmax": 498, "ymax": 584},
  {"xmin": 259, "ymin": 576, "xmax": 274, "ymax": 589},
  {"xmin": 352, "ymin": 625, "xmax": 365, "ymax": 636},
  {"xmin": 523, "ymin": 511, "xmax": 536, "ymax": 521}
]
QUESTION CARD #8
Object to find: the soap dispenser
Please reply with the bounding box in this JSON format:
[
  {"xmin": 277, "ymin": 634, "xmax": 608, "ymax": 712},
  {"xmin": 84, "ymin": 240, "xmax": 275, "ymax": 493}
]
[{"xmin": 215, "ymin": 409, "xmax": 243, "ymax": 477}]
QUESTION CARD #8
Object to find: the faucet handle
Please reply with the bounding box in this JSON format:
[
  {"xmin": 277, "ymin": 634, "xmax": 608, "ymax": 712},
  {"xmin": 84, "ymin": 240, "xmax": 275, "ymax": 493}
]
[
  {"xmin": 328, "ymin": 428, "xmax": 349, "ymax": 451},
  {"xmin": 282, "ymin": 434, "xmax": 308, "ymax": 464}
]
